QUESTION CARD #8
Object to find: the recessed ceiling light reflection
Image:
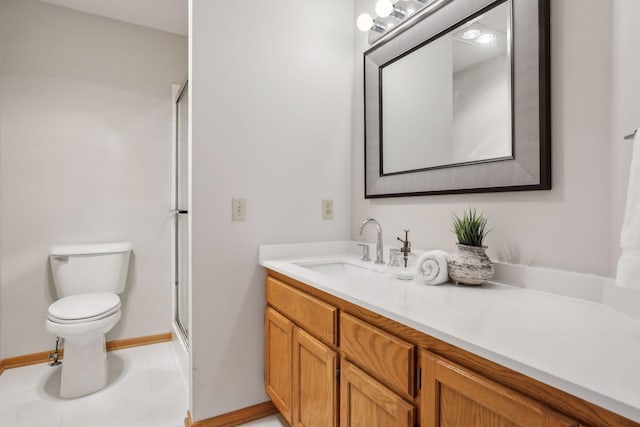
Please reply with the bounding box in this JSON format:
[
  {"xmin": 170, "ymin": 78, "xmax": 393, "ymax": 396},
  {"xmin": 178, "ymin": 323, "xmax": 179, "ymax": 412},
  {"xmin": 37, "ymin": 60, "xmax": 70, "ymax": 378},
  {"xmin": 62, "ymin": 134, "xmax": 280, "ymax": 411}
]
[
  {"xmin": 476, "ymin": 33, "xmax": 497, "ymax": 44},
  {"xmin": 461, "ymin": 29, "xmax": 481, "ymax": 40}
]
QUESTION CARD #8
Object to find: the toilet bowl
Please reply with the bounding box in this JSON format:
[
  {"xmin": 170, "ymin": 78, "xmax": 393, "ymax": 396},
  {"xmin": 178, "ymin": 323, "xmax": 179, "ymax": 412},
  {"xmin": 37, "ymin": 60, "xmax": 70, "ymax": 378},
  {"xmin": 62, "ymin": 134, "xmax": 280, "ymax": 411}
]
[
  {"xmin": 47, "ymin": 242, "xmax": 132, "ymax": 398},
  {"xmin": 46, "ymin": 294, "xmax": 121, "ymax": 398}
]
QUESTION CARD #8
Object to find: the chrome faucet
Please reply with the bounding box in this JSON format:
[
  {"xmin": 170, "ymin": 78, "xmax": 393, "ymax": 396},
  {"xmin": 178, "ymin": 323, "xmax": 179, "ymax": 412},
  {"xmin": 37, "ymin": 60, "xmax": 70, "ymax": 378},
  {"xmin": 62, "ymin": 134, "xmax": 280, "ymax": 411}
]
[{"xmin": 357, "ymin": 218, "xmax": 384, "ymax": 264}]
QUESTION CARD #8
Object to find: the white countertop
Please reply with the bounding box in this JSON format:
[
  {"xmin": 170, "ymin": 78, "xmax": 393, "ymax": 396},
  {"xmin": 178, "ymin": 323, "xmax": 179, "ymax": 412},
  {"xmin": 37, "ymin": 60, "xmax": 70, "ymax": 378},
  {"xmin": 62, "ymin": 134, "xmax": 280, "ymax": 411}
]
[{"xmin": 259, "ymin": 241, "xmax": 640, "ymax": 423}]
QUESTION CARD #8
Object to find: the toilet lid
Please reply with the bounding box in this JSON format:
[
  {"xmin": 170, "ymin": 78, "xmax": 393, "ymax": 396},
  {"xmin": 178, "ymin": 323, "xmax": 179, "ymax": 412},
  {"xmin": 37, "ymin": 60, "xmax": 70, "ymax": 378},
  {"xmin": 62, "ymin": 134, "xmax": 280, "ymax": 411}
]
[{"xmin": 48, "ymin": 293, "xmax": 121, "ymax": 324}]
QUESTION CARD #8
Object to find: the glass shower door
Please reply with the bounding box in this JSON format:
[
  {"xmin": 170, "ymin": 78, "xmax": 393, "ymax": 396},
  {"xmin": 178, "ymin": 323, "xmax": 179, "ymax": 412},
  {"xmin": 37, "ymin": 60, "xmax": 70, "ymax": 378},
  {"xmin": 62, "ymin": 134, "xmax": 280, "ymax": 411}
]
[{"xmin": 174, "ymin": 81, "xmax": 189, "ymax": 345}]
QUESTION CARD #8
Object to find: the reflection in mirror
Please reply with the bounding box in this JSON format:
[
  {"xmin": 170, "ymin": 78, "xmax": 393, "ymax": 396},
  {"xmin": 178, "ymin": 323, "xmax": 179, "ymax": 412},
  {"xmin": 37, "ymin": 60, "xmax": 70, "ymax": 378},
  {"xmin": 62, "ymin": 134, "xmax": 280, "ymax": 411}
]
[{"xmin": 381, "ymin": 1, "xmax": 511, "ymax": 175}]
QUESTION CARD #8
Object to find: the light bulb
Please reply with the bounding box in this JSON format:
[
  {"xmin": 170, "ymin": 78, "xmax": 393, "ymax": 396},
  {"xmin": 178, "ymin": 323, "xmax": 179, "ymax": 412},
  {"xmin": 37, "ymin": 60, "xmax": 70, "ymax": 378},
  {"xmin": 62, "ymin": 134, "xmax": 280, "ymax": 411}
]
[
  {"xmin": 461, "ymin": 29, "xmax": 481, "ymax": 40},
  {"xmin": 375, "ymin": 0, "xmax": 394, "ymax": 18},
  {"xmin": 356, "ymin": 13, "xmax": 374, "ymax": 32},
  {"xmin": 476, "ymin": 33, "xmax": 497, "ymax": 44}
]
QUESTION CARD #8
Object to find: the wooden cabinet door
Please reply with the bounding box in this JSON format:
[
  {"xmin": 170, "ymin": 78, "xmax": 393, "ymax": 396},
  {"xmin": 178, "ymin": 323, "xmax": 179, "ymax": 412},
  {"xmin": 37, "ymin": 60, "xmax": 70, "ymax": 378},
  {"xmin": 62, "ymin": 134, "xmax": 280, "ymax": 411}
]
[
  {"xmin": 265, "ymin": 307, "xmax": 293, "ymax": 424},
  {"xmin": 341, "ymin": 360, "xmax": 415, "ymax": 427},
  {"xmin": 421, "ymin": 351, "xmax": 578, "ymax": 427},
  {"xmin": 292, "ymin": 327, "xmax": 338, "ymax": 427}
]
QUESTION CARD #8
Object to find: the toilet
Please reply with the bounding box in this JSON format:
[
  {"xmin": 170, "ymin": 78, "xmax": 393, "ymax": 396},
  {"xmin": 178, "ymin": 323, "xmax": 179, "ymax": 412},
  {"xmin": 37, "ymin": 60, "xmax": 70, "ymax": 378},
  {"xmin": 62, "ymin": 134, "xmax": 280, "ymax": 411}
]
[{"xmin": 46, "ymin": 241, "xmax": 132, "ymax": 398}]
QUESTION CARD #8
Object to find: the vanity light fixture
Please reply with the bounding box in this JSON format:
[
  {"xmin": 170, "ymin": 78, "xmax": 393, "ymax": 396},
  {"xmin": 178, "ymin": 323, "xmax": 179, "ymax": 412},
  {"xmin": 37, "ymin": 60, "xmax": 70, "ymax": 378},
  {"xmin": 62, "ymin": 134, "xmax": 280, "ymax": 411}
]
[
  {"xmin": 375, "ymin": 0, "xmax": 408, "ymax": 19},
  {"xmin": 357, "ymin": 0, "xmax": 449, "ymax": 42},
  {"xmin": 391, "ymin": 6, "xmax": 408, "ymax": 19},
  {"xmin": 375, "ymin": 0, "xmax": 394, "ymax": 17},
  {"xmin": 357, "ymin": 13, "xmax": 374, "ymax": 31},
  {"xmin": 357, "ymin": 13, "xmax": 387, "ymax": 32}
]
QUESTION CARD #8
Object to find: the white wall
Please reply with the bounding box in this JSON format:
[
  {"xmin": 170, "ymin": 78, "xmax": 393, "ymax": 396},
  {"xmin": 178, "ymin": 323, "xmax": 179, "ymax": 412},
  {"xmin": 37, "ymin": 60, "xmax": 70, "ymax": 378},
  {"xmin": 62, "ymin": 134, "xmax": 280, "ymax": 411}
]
[
  {"xmin": 190, "ymin": 0, "xmax": 353, "ymax": 421},
  {"xmin": 353, "ymin": 0, "xmax": 615, "ymax": 277},
  {"xmin": 0, "ymin": 0, "xmax": 187, "ymax": 358}
]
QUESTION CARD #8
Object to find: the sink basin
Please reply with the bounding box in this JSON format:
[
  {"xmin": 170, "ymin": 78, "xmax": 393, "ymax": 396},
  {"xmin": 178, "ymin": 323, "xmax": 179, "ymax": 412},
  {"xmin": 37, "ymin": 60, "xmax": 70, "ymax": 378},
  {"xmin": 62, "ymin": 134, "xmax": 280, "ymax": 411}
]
[{"xmin": 294, "ymin": 260, "xmax": 386, "ymax": 277}]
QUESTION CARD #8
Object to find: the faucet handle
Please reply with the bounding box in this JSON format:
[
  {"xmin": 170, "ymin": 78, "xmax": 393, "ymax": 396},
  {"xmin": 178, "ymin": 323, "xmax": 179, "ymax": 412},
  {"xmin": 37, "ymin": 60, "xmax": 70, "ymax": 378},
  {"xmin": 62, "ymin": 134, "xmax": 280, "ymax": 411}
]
[
  {"xmin": 397, "ymin": 229, "xmax": 411, "ymax": 255},
  {"xmin": 357, "ymin": 243, "xmax": 371, "ymax": 262}
]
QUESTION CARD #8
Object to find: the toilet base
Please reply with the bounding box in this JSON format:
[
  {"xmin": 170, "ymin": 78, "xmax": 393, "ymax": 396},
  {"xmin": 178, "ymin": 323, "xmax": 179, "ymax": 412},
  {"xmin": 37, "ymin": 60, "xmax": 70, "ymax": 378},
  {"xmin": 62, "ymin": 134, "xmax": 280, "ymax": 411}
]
[
  {"xmin": 46, "ymin": 310, "xmax": 120, "ymax": 398},
  {"xmin": 60, "ymin": 334, "xmax": 108, "ymax": 399}
]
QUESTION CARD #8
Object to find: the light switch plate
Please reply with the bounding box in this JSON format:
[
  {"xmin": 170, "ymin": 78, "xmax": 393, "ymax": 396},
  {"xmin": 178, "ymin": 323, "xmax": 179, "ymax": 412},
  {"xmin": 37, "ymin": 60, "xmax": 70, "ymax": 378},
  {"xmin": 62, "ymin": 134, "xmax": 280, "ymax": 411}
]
[
  {"xmin": 232, "ymin": 198, "xmax": 246, "ymax": 221},
  {"xmin": 322, "ymin": 199, "xmax": 333, "ymax": 220}
]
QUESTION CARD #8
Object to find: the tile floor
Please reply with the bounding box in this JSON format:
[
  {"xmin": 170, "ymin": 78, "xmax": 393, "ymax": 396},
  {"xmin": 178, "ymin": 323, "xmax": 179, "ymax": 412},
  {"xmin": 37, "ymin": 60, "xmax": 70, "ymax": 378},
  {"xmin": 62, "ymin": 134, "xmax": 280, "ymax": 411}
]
[
  {"xmin": 0, "ymin": 341, "xmax": 189, "ymax": 427},
  {"xmin": 0, "ymin": 341, "xmax": 287, "ymax": 427},
  {"xmin": 241, "ymin": 414, "xmax": 287, "ymax": 426}
]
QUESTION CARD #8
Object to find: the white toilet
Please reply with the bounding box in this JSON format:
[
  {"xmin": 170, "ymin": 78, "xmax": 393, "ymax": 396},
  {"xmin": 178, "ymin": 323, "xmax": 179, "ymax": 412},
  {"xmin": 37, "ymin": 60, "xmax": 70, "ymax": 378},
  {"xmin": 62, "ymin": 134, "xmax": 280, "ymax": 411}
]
[{"xmin": 46, "ymin": 241, "xmax": 132, "ymax": 398}]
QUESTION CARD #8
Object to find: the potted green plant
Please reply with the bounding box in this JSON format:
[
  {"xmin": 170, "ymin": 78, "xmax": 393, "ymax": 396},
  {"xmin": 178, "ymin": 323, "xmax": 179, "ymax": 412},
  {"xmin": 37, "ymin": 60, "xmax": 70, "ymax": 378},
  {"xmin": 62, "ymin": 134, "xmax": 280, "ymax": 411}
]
[{"xmin": 448, "ymin": 208, "xmax": 494, "ymax": 285}]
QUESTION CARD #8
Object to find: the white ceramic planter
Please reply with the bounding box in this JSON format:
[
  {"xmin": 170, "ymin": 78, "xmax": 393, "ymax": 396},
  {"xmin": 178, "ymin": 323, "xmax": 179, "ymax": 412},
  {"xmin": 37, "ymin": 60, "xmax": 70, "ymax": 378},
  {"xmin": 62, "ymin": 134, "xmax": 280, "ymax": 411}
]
[{"xmin": 448, "ymin": 244, "xmax": 494, "ymax": 285}]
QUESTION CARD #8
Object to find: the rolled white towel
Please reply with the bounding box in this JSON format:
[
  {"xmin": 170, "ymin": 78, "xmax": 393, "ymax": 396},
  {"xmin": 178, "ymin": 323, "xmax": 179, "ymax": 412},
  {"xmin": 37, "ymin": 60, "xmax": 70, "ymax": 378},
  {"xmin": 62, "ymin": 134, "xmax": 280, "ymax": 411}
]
[
  {"xmin": 616, "ymin": 130, "xmax": 640, "ymax": 289},
  {"xmin": 415, "ymin": 250, "xmax": 449, "ymax": 285}
]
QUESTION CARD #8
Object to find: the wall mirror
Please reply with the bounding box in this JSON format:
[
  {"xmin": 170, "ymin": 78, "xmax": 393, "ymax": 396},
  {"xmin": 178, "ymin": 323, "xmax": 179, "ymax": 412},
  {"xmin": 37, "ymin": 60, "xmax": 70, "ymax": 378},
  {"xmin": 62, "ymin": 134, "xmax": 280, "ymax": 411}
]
[{"xmin": 364, "ymin": 0, "xmax": 550, "ymax": 198}]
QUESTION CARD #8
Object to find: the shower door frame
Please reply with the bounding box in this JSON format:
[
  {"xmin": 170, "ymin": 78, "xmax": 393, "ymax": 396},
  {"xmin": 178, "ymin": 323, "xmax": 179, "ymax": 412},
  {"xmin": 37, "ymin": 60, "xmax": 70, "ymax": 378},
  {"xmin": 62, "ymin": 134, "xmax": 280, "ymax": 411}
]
[{"xmin": 172, "ymin": 78, "xmax": 190, "ymax": 348}]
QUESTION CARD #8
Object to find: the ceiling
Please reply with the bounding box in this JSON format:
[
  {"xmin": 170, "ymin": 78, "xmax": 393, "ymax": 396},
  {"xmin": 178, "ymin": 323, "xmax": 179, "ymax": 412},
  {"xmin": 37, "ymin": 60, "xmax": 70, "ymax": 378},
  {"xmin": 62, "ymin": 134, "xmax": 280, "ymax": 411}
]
[{"xmin": 40, "ymin": 0, "xmax": 187, "ymax": 36}]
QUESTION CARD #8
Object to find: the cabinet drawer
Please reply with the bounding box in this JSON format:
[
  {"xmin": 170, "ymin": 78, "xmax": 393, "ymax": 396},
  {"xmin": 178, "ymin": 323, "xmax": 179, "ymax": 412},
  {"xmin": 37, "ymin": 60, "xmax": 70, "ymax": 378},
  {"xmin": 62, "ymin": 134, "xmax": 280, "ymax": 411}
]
[
  {"xmin": 340, "ymin": 312, "xmax": 415, "ymax": 397},
  {"xmin": 266, "ymin": 277, "xmax": 337, "ymax": 346}
]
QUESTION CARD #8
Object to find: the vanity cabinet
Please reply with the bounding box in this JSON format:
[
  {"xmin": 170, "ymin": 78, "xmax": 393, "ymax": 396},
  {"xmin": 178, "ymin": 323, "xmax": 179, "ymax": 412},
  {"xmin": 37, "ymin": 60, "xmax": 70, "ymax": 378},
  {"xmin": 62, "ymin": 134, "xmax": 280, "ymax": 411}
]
[
  {"xmin": 264, "ymin": 270, "xmax": 638, "ymax": 427},
  {"xmin": 266, "ymin": 281, "xmax": 416, "ymax": 427},
  {"xmin": 266, "ymin": 277, "xmax": 338, "ymax": 427},
  {"xmin": 420, "ymin": 351, "xmax": 578, "ymax": 427}
]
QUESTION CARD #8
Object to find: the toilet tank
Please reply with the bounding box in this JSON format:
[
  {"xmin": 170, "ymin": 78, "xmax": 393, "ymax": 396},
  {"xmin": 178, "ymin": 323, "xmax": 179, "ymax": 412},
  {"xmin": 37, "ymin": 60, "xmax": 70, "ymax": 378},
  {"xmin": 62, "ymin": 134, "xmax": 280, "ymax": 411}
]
[{"xmin": 50, "ymin": 242, "xmax": 133, "ymax": 298}]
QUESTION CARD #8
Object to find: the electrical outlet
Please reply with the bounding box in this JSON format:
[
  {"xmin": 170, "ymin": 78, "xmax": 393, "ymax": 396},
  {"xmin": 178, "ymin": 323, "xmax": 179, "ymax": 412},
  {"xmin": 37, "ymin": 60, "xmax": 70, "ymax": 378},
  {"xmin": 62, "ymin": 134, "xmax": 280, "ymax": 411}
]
[
  {"xmin": 322, "ymin": 199, "xmax": 334, "ymax": 220},
  {"xmin": 232, "ymin": 198, "xmax": 246, "ymax": 221}
]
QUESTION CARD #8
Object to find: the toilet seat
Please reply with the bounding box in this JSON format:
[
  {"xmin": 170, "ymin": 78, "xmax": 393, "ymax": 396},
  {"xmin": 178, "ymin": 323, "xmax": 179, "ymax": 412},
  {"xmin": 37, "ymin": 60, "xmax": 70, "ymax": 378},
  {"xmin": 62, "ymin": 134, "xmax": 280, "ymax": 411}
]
[{"xmin": 48, "ymin": 293, "xmax": 121, "ymax": 324}]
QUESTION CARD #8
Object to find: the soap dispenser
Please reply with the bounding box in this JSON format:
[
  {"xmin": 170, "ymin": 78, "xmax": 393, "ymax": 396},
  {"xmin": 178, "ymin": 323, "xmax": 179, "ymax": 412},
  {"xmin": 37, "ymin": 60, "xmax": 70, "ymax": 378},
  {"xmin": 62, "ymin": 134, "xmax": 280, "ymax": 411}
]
[
  {"xmin": 397, "ymin": 230, "xmax": 411, "ymax": 267},
  {"xmin": 391, "ymin": 230, "xmax": 415, "ymax": 280}
]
